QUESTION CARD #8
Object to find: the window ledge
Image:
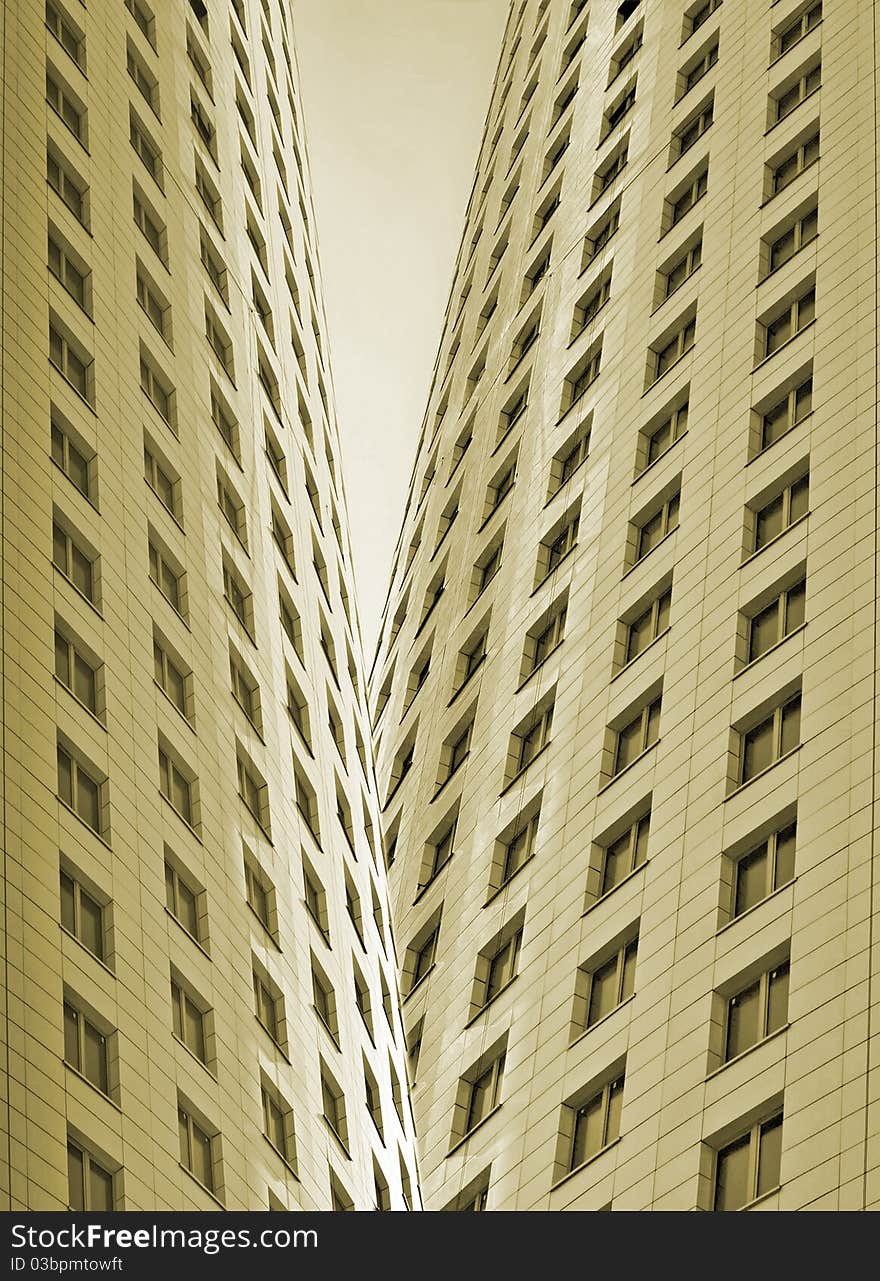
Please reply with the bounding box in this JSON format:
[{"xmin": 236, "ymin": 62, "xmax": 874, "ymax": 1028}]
[
  {"xmin": 402, "ymin": 963, "xmax": 436, "ymax": 1005},
  {"xmin": 733, "ymin": 623, "xmax": 806, "ymax": 679},
  {"xmin": 707, "ymin": 1023, "xmax": 790, "ymax": 1081},
  {"xmin": 716, "ymin": 876, "xmax": 797, "ymax": 936},
  {"xmin": 178, "ymin": 1163, "xmax": 225, "ymax": 1208},
  {"xmin": 531, "ymin": 544, "xmax": 578, "ymax": 596},
  {"xmin": 413, "ymin": 857, "xmax": 453, "ymax": 906},
  {"xmin": 483, "ymin": 852, "xmax": 536, "ymax": 908},
  {"xmin": 164, "ymin": 907, "xmax": 211, "ymax": 959},
  {"xmin": 447, "ymin": 1104, "xmax": 503, "ymax": 1158},
  {"xmin": 583, "ymin": 860, "xmax": 649, "ymax": 917},
  {"xmin": 611, "ymin": 627, "xmax": 670, "ymax": 681},
  {"xmin": 515, "ymin": 642, "xmax": 563, "ymax": 694},
  {"xmin": 724, "ymin": 744, "xmax": 801, "ymax": 801},
  {"xmin": 633, "ymin": 431, "xmax": 688, "ymax": 483},
  {"xmin": 745, "ymin": 415, "xmax": 808, "ymax": 465},
  {"xmin": 550, "ymin": 1136, "xmax": 622, "ymax": 1192},
  {"xmin": 171, "ymin": 1032, "xmax": 216, "ymax": 1079},
  {"xmin": 596, "ymin": 740, "xmax": 660, "ymax": 796},
  {"xmin": 57, "ymin": 796, "xmax": 111, "ymax": 850},
  {"xmin": 739, "ymin": 511, "xmax": 810, "ymax": 568},
  {"xmin": 499, "ymin": 740, "xmax": 552, "ymax": 798},
  {"xmin": 569, "ymin": 991, "xmax": 637, "ymax": 1050},
  {"xmin": 752, "ymin": 322, "xmax": 815, "ymax": 374},
  {"xmin": 738, "ymin": 1184, "xmax": 782, "ymax": 1211},
  {"xmin": 62, "ymin": 1061, "xmax": 122, "ymax": 1111},
  {"xmin": 465, "ymin": 975, "xmax": 519, "ymax": 1029},
  {"xmin": 53, "ymin": 676, "xmax": 106, "ymax": 731},
  {"xmin": 476, "ymin": 495, "xmax": 511, "ymax": 537}
]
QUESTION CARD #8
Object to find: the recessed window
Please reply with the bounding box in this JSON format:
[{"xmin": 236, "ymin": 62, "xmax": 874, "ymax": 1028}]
[
  {"xmin": 713, "ymin": 1112, "xmax": 783, "ymax": 1211},
  {"xmin": 461, "ymin": 1050, "xmax": 505, "ymax": 1137},
  {"xmin": 48, "ymin": 230, "xmax": 88, "ymax": 311},
  {"xmin": 129, "ymin": 109, "xmax": 163, "ymax": 188},
  {"xmin": 584, "ymin": 938, "xmax": 637, "ymax": 1028},
  {"xmin": 625, "ymin": 586, "xmax": 671, "ymax": 663},
  {"xmin": 205, "ymin": 304, "xmax": 234, "ymax": 379},
  {"xmin": 613, "ymin": 697, "xmax": 661, "ymax": 775},
  {"xmin": 279, "ymin": 585, "xmax": 304, "ymax": 662},
  {"xmin": 133, "ymin": 184, "xmax": 167, "ymax": 263},
  {"xmin": 195, "ymin": 157, "xmax": 223, "ymax": 231},
  {"xmin": 302, "ymin": 858, "xmax": 330, "ymax": 942},
  {"xmin": 126, "ymin": 41, "xmax": 159, "ymax": 114},
  {"xmin": 536, "ymin": 508, "xmax": 579, "ymax": 584},
  {"xmin": 598, "ymin": 812, "xmax": 650, "ymax": 897},
  {"xmin": 497, "ymin": 807, "xmax": 540, "ymax": 889},
  {"xmin": 153, "ymin": 633, "xmax": 189, "ymax": 719},
  {"xmin": 222, "ymin": 556, "xmax": 252, "ymax": 635},
  {"xmin": 46, "ymin": 68, "xmax": 87, "ymax": 144},
  {"xmin": 766, "ymin": 205, "xmax": 818, "ymax": 274},
  {"xmin": 593, "ymin": 138, "xmax": 628, "ymax": 200},
  {"xmin": 312, "ymin": 958, "xmax": 339, "ymax": 1042},
  {"xmin": 752, "ymin": 471, "xmax": 809, "ymax": 551},
  {"xmin": 405, "ymin": 919, "xmax": 440, "ymax": 994},
  {"xmin": 724, "ymin": 960, "xmax": 789, "ymax": 1062},
  {"xmin": 672, "ymin": 96, "xmax": 713, "ymax": 161},
  {"xmin": 772, "ymin": 59, "xmax": 821, "ymax": 125},
  {"xmin": 679, "ymin": 38, "xmax": 718, "ymax": 99},
  {"xmin": 747, "ymin": 579, "xmax": 806, "ymax": 662},
  {"xmin": 508, "ymin": 699, "xmax": 554, "ymax": 780},
  {"xmin": 237, "ymin": 751, "xmax": 270, "ymax": 836},
  {"xmin": 769, "ymin": 129, "xmax": 819, "ymax": 196},
  {"xmin": 48, "ymin": 146, "xmax": 88, "ymax": 226},
  {"xmin": 164, "ymin": 858, "xmax": 202, "ymax": 942},
  {"xmin": 731, "ymin": 821, "xmax": 797, "ymax": 918},
  {"xmin": 583, "ymin": 200, "xmax": 620, "ymax": 264},
  {"xmin": 635, "ymin": 489, "xmax": 680, "ymax": 562},
  {"xmin": 158, "ymin": 744, "xmax": 194, "ymax": 826},
  {"xmin": 474, "ymin": 919, "xmax": 524, "ymax": 1012},
  {"xmin": 63, "ymin": 998, "xmax": 109, "ymax": 1093},
  {"xmin": 684, "ymin": 0, "xmax": 721, "ymax": 40},
  {"xmin": 53, "ymin": 517, "xmax": 96, "ymax": 603},
  {"xmin": 739, "ymin": 692, "xmax": 801, "ymax": 784},
  {"xmin": 136, "ymin": 263, "xmax": 169, "ymax": 339},
  {"xmin": 49, "ymin": 320, "xmax": 92, "ymax": 403},
  {"xmin": 217, "ymin": 469, "xmax": 247, "ymax": 548},
  {"xmin": 668, "ymin": 164, "xmax": 708, "ymax": 228},
  {"xmin": 471, "ymin": 536, "xmax": 503, "ymax": 601},
  {"xmin": 54, "ymin": 627, "xmax": 98, "ymax": 715},
  {"xmin": 650, "ymin": 315, "xmax": 695, "ymax": 383},
  {"xmin": 171, "ymin": 976, "xmax": 207, "ymax": 1063},
  {"xmin": 140, "ymin": 351, "xmax": 174, "ymax": 424},
  {"xmin": 47, "ymin": 1, "xmax": 85, "ymax": 68},
  {"xmin": 149, "ymin": 539, "xmax": 184, "ymax": 616},
  {"xmin": 144, "ymin": 443, "xmax": 180, "ymax": 521},
  {"xmin": 569, "ymin": 1076, "xmax": 624, "ymax": 1170},
  {"xmin": 522, "ymin": 595, "xmax": 567, "ymax": 679},
  {"xmin": 67, "ymin": 1139, "xmax": 114, "ymax": 1211},
  {"xmin": 764, "ymin": 291, "xmax": 815, "ymax": 359},
  {"xmin": 639, "ymin": 398, "xmax": 688, "ymax": 473},
  {"xmin": 321, "ymin": 1066, "xmax": 348, "ymax": 1148},
  {"xmin": 438, "ymin": 714, "xmax": 474, "ymax": 787},
  {"xmin": 660, "ymin": 236, "xmax": 702, "ymax": 301},
  {"xmin": 57, "ymin": 741, "xmax": 103, "ymax": 833},
  {"xmin": 420, "ymin": 808, "xmax": 457, "ymax": 890},
  {"xmin": 244, "ymin": 855, "xmax": 273, "ymax": 934},
  {"xmin": 60, "ymin": 867, "xmax": 105, "ymax": 960},
  {"xmin": 261, "ymin": 1084, "xmax": 295, "ymax": 1168},
  {"xmin": 125, "ymin": 0, "xmax": 156, "ymax": 47},
  {"xmin": 572, "ymin": 271, "xmax": 611, "ymax": 340},
  {"xmin": 178, "ymin": 1102, "xmax": 217, "ymax": 1193},
  {"xmin": 253, "ymin": 965, "xmax": 284, "ymax": 1046},
  {"xmin": 230, "ymin": 649, "xmax": 260, "ymax": 730},
  {"xmin": 294, "ymin": 759, "xmax": 320, "ymax": 843}
]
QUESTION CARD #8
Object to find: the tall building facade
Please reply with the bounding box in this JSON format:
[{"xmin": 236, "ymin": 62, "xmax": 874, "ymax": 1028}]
[
  {"xmin": 0, "ymin": 0, "xmax": 419, "ymax": 1211},
  {"xmin": 372, "ymin": 0, "xmax": 880, "ymax": 1210}
]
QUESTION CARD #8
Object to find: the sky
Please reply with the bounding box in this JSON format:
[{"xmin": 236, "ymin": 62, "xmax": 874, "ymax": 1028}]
[{"xmin": 295, "ymin": 0, "xmax": 509, "ymax": 654}]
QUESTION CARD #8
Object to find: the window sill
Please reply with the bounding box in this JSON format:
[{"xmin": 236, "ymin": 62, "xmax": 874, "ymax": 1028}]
[
  {"xmin": 550, "ymin": 1136, "xmax": 622, "ymax": 1192},
  {"xmin": 447, "ymin": 1104, "xmax": 502, "ymax": 1158},
  {"xmin": 57, "ymin": 796, "xmax": 111, "ymax": 850},
  {"xmin": 465, "ymin": 975, "xmax": 519, "ymax": 1028},
  {"xmin": 171, "ymin": 1032, "xmax": 216, "ymax": 1079},
  {"xmin": 632, "ymin": 431, "xmax": 688, "ymax": 483},
  {"xmin": 611, "ymin": 627, "xmax": 670, "ymax": 681},
  {"xmin": 752, "ymin": 323, "xmax": 815, "ymax": 375},
  {"xmin": 596, "ymin": 740, "xmax": 659, "ymax": 796},
  {"xmin": 178, "ymin": 1163, "xmax": 225, "ymax": 1208},
  {"xmin": 499, "ymin": 740, "xmax": 551, "ymax": 798},
  {"xmin": 622, "ymin": 527, "xmax": 678, "ymax": 580},
  {"xmin": 765, "ymin": 85, "xmax": 821, "ymax": 137},
  {"xmin": 59, "ymin": 924, "xmax": 115, "ymax": 975},
  {"xmin": 716, "ymin": 876, "xmax": 797, "ymax": 936},
  {"xmin": 733, "ymin": 623, "xmax": 806, "ymax": 679},
  {"xmin": 54, "ymin": 676, "xmax": 106, "ymax": 731},
  {"xmin": 483, "ymin": 852, "xmax": 536, "ymax": 907},
  {"xmin": 402, "ymin": 963, "xmax": 436, "ymax": 1005},
  {"xmin": 739, "ymin": 511, "xmax": 809, "ymax": 568},
  {"xmin": 164, "ymin": 907, "xmax": 211, "ymax": 959},
  {"xmin": 725, "ymin": 744, "xmax": 801, "ymax": 801},
  {"xmin": 738, "ymin": 1185, "xmax": 782, "ymax": 1211},
  {"xmin": 447, "ymin": 656, "xmax": 486, "ymax": 708},
  {"xmin": 569, "ymin": 991, "xmax": 636, "ymax": 1050},
  {"xmin": 583, "ymin": 860, "xmax": 649, "ymax": 917},
  {"xmin": 63, "ymin": 1061, "xmax": 121, "ymax": 1111},
  {"xmin": 706, "ymin": 1023, "xmax": 790, "ymax": 1081},
  {"xmin": 515, "ymin": 642, "xmax": 563, "ymax": 695},
  {"xmin": 531, "ymin": 543, "xmax": 578, "ymax": 596},
  {"xmin": 413, "ymin": 857, "xmax": 452, "ymax": 906}
]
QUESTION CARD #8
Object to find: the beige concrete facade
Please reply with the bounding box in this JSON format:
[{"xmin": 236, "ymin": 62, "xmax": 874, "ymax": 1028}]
[
  {"xmin": 0, "ymin": 0, "xmax": 419, "ymax": 1211},
  {"xmin": 372, "ymin": 0, "xmax": 880, "ymax": 1210}
]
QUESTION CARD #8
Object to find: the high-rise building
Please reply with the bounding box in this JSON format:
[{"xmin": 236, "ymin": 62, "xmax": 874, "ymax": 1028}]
[
  {"xmin": 0, "ymin": 0, "xmax": 419, "ymax": 1211},
  {"xmin": 372, "ymin": 0, "xmax": 880, "ymax": 1210}
]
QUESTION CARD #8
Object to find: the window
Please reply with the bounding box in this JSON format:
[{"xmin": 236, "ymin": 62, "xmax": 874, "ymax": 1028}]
[
  {"xmin": 55, "ymin": 627, "xmax": 98, "ymax": 714},
  {"xmin": 609, "ymin": 25, "xmax": 643, "ymax": 83},
  {"xmin": 439, "ymin": 715, "xmax": 473, "ymax": 786},
  {"xmin": 303, "ymin": 859, "xmax": 330, "ymax": 941},
  {"xmin": 537, "ymin": 510, "xmax": 579, "ymax": 583},
  {"xmin": 685, "ymin": 0, "xmax": 721, "ymax": 39},
  {"xmin": 353, "ymin": 963, "xmax": 373, "ymax": 1037},
  {"xmin": 767, "ymin": 206, "xmax": 818, "ymax": 274},
  {"xmin": 321, "ymin": 1068, "xmax": 348, "ymax": 1148},
  {"xmin": 149, "ymin": 540, "xmax": 183, "ymax": 615},
  {"xmin": 279, "ymin": 587, "xmax": 303, "ymax": 662},
  {"xmin": 140, "ymin": 352, "xmax": 173, "ymax": 424},
  {"xmin": 222, "ymin": 558, "xmax": 252, "ymax": 634},
  {"xmin": 772, "ymin": 60, "xmax": 821, "ymax": 124},
  {"xmin": 47, "ymin": 1, "xmax": 84, "ymax": 67},
  {"xmin": 572, "ymin": 272, "xmax": 611, "ymax": 339},
  {"xmin": 191, "ymin": 92, "xmax": 216, "ymax": 157},
  {"xmin": 584, "ymin": 201, "xmax": 620, "ymax": 264},
  {"xmin": 205, "ymin": 306, "xmax": 234, "ymax": 379},
  {"xmin": 125, "ymin": 0, "xmax": 156, "ymax": 47},
  {"xmin": 67, "ymin": 1140, "xmax": 114, "ymax": 1211},
  {"xmin": 672, "ymin": 97, "xmax": 713, "ymax": 160},
  {"xmin": 158, "ymin": 745, "xmax": 193, "ymax": 825},
  {"xmin": 199, "ymin": 227, "xmax": 228, "ymax": 303},
  {"xmin": 63, "ymin": 999, "xmax": 108, "ymax": 1093},
  {"xmin": 498, "ymin": 808, "xmax": 540, "ymax": 888},
  {"xmin": 763, "ymin": 292, "xmax": 815, "ymax": 358},
  {"xmin": 51, "ymin": 413, "xmax": 93, "ymax": 501},
  {"xmin": 669, "ymin": 165, "xmax": 708, "ymax": 227},
  {"xmin": 550, "ymin": 424, "xmax": 590, "ymax": 496},
  {"xmin": 635, "ymin": 491, "xmax": 680, "ymax": 561},
  {"xmin": 47, "ymin": 146, "xmax": 87, "ymax": 224},
  {"xmin": 136, "ymin": 265, "xmax": 169, "ymax": 339},
  {"xmin": 53, "ymin": 519, "xmax": 95, "ymax": 603},
  {"xmin": 523, "ymin": 597, "xmax": 567, "ymax": 678},
  {"xmin": 237, "ymin": 753, "xmax": 270, "ymax": 835},
  {"xmin": 363, "ymin": 1059, "xmax": 383, "ymax": 1137},
  {"xmin": 48, "ymin": 231, "xmax": 88, "ymax": 310},
  {"xmin": 57, "ymin": 742, "xmax": 102, "ymax": 833},
  {"xmin": 129, "ymin": 110, "xmax": 162, "ymax": 187},
  {"xmin": 294, "ymin": 761, "xmax": 320, "ymax": 843},
  {"xmin": 187, "ymin": 29, "xmax": 212, "ymax": 96},
  {"xmin": 775, "ymin": 2, "xmax": 822, "ymax": 58},
  {"xmin": 477, "ymin": 924, "xmax": 523, "ymax": 1008},
  {"xmin": 724, "ymin": 960, "xmax": 789, "ymax": 1063},
  {"xmin": 523, "ymin": 241, "xmax": 551, "ymax": 298},
  {"xmin": 164, "ymin": 859, "xmax": 201, "ymax": 941},
  {"xmin": 599, "ymin": 813, "xmax": 650, "ymax": 897},
  {"xmin": 570, "ymin": 1077, "xmax": 624, "ymax": 1170},
  {"xmin": 625, "ymin": 587, "xmax": 671, "ymax": 663},
  {"xmin": 46, "ymin": 69, "xmax": 86, "ymax": 143},
  {"xmin": 713, "ymin": 1113, "xmax": 783, "ymax": 1211},
  {"xmin": 748, "ymin": 579, "xmax": 806, "ymax": 664},
  {"xmin": 613, "ymin": 697, "xmax": 661, "ymax": 775},
  {"xmin": 285, "ymin": 671, "xmax": 310, "ymax": 747},
  {"xmin": 680, "ymin": 39, "xmax": 718, "ymax": 98},
  {"xmin": 178, "ymin": 1104, "xmax": 216, "ymax": 1192},
  {"xmin": 144, "ymin": 444, "xmax": 179, "ymax": 520},
  {"xmin": 244, "ymin": 857, "xmax": 272, "ymax": 934},
  {"xmin": 739, "ymin": 692, "xmax": 801, "ymax": 783},
  {"xmin": 421, "ymin": 809, "xmax": 456, "ymax": 890},
  {"xmin": 770, "ymin": 130, "xmax": 819, "ymax": 196},
  {"xmin": 60, "ymin": 868, "xmax": 104, "ymax": 959},
  {"xmin": 651, "ymin": 316, "xmax": 695, "ymax": 382},
  {"xmin": 312, "ymin": 960, "xmax": 339, "ymax": 1042},
  {"xmin": 133, "ymin": 185, "xmax": 166, "ymax": 262},
  {"xmin": 641, "ymin": 400, "xmax": 688, "ymax": 470},
  {"xmin": 509, "ymin": 309, "xmax": 541, "ymax": 370},
  {"xmin": 593, "ymin": 139, "xmax": 628, "ymax": 199},
  {"xmin": 661, "ymin": 237, "xmax": 702, "ymax": 300},
  {"xmin": 484, "ymin": 457, "xmax": 515, "ymax": 522},
  {"xmin": 253, "ymin": 968, "xmax": 282, "ymax": 1045},
  {"xmin": 407, "ymin": 922, "xmax": 440, "ymax": 994},
  {"xmin": 752, "ymin": 472, "xmax": 809, "ymax": 550},
  {"xmin": 585, "ymin": 939, "xmax": 637, "ymax": 1028},
  {"xmin": 126, "ymin": 42, "xmax": 159, "ymax": 114},
  {"xmin": 49, "ymin": 322, "xmax": 91, "ymax": 402},
  {"xmin": 171, "ymin": 977, "xmax": 207, "ymax": 1063},
  {"xmin": 153, "ymin": 635, "xmax": 188, "ymax": 719},
  {"xmin": 195, "ymin": 158, "xmax": 223, "ymax": 231},
  {"xmin": 216, "ymin": 471, "xmax": 246, "ymax": 548},
  {"xmin": 262, "ymin": 1084, "xmax": 294, "ymax": 1167},
  {"xmin": 510, "ymin": 702, "xmax": 553, "ymax": 778},
  {"xmin": 732, "ymin": 821, "xmax": 797, "ymax": 918},
  {"xmin": 565, "ymin": 342, "xmax": 603, "ymax": 412},
  {"xmin": 463, "ymin": 1052, "xmax": 504, "ymax": 1136}
]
